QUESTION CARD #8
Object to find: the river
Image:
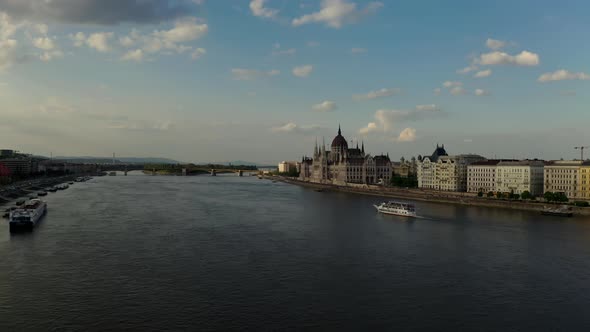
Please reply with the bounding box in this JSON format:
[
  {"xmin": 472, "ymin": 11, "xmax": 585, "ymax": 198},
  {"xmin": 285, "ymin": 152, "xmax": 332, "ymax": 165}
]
[{"xmin": 1, "ymin": 173, "xmax": 590, "ymax": 331}]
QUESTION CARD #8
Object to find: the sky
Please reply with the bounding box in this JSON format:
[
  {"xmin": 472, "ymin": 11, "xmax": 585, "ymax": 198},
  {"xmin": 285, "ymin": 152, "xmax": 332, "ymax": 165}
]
[{"xmin": 1, "ymin": 0, "xmax": 589, "ymax": 164}]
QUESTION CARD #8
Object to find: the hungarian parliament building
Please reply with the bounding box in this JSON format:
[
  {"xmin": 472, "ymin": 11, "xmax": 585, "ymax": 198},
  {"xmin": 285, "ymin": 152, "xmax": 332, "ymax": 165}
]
[{"xmin": 299, "ymin": 126, "xmax": 392, "ymax": 185}]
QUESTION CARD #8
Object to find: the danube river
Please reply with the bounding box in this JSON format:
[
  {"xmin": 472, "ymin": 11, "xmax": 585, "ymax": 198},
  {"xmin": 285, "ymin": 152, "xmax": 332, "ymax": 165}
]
[{"xmin": 1, "ymin": 174, "xmax": 590, "ymax": 331}]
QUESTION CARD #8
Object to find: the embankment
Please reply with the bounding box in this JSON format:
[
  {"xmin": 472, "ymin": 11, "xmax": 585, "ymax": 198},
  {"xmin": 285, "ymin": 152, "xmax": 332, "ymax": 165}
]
[{"xmin": 276, "ymin": 177, "xmax": 590, "ymax": 217}]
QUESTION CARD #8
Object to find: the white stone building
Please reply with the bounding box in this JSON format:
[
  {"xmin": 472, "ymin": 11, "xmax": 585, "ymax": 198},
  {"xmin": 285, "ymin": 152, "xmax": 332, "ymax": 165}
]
[
  {"xmin": 417, "ymin": 145, "xmax": 485, "ymax": 192},
  {"xmin": 544, "ymin": 160, "xmax": 587, "ymax": 200},
  {"xmin": 278, "ymin": 161, "xmax": 300, "ymax": 173},
  {"xmin": 467, "ymin": 160, "xmax": 521, "ymax": 193},
  {"xmin": 496, "ymin": 160, "xmax": 544, "ymax": 196}
]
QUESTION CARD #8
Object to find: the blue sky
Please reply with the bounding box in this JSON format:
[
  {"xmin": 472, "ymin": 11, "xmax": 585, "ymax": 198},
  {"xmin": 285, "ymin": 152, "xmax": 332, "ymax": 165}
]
[{"xmin": 1, "ymin": 0, "xmax": 589, "ymax": 164}]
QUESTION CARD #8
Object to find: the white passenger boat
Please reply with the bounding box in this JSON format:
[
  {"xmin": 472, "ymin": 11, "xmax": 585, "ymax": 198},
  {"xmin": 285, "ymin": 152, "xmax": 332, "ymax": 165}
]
[
  {"xmin": 9, "ymin": 199, "xmax": 47, "ymax": 231},
  {"xmin": 374, "ymin": 201, "xmax": 416, "ymax": 217}
]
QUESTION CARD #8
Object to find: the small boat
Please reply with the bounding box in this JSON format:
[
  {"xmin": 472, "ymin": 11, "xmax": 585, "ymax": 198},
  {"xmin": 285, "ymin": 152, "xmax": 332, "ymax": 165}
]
[
  {"xmin": 541, "ymin": 205, "xmax": 573, "ymax": 217},
  {"xmin": 38, "ymin": 191, "xmax": 47, "ymax": 196},
  {"xmin": 314, "ymin": 189, "xmax": 325, "ymax": 192},
  {"xmin": 9, "ymin": 199, "xmax": 47, "ymax": 232},
  {"xmin": 69, "ymin": 182, "xmax": 74, "ymax": 185},
  {"xmin": 374, "ymin": 201, "xmax": 417, "ymax": 217}
]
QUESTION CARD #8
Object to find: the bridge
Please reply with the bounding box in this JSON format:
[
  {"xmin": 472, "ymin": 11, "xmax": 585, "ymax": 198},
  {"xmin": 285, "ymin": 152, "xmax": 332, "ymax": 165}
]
[{"xmin": 99, "ymin": 164, "xmax": 257, "ymax": 177}]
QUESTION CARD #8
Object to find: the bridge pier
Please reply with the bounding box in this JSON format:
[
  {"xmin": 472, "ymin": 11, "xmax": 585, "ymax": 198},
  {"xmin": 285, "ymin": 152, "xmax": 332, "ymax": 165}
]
[
  {"xmin": 211, "ymin": 169, "xmax": 217, "ymax": 176},
  {"xmin": 238, "ymin": 170, "xmax": 243, "ymax": 177}
]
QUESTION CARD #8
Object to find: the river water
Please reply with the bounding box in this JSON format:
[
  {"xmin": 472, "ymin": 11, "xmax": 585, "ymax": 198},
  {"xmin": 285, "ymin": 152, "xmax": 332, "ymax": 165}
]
[{"xmin": 1, "ymin": 174, "xmax": 590, "ymax": 331}]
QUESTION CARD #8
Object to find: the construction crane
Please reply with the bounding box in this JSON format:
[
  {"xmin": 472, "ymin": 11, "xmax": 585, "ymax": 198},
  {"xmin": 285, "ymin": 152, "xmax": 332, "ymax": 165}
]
[{"xmin": 575, "ymin": 146, "xmax": 589, "ymax": 160}]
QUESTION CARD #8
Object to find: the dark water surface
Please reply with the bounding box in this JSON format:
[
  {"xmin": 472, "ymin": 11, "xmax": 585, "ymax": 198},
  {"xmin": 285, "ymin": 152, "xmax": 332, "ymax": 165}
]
[{"xmin": 1, "ymin": 174, "xmax": 590, "ymax": 331}]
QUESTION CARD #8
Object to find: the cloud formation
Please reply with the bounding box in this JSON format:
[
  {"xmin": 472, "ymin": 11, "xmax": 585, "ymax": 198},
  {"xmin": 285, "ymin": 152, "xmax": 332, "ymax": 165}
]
[
  {"xmin": 397, "ymin": 128, "xmax": 416, "ymax": 142},
  {"xmin": 474, "ymin": 89, "xmax": 490, "ymax": 96},
  {"xmin": 312, "ymin": 100, "xmax": 337, "ymax": 112},
  {"xmin": 474, "ymin": 69, "xmax": 492, "ymax": 78},
  {"xmin": 231, "ymin": 68, "xmax": 280, "ymax": 80},
  {"xmin": 292, "ymin": 64, "xmax": 313, "ymax": 77},
  {"xmin": 271, "ymin": 122, "xmax": 322, "ymax": 134},
  {"xmin": 486, "ymin": 38, "xmax": 506, "ymax": 50},
  {"xmin": 353, "ymin": 88, "xmax": 401, "ymax": 101},
  {"xmin": 250, "ymin": 0, "xmax": 278, "ymax": 19},
  {"xmin": 538, "ymin": 69, "xmax": 590, "ymax": 82},
  {"xmin": 476, "ymin": 50, "xmax": 540, "ymax": 66},
  {"xmin": 359, "ymin": 104, "xmax": 441, "ymax": 136},
  {"xmin": 0, "ymin": 0, "xmax": 198, "ymax": 25},
  {"xmin": 292, "ymin": 0, "xmax": 383, "ymax": 28}
]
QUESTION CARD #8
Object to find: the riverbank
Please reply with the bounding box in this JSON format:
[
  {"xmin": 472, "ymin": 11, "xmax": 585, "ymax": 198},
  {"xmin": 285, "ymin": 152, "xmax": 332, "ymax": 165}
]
[
  {"xmin": 0, "ymin": 175, "xmax": 79, "ymax": 207},
  {"xmin": 276, "ymin": 177, "xmax": 590, "ymax": 216}
]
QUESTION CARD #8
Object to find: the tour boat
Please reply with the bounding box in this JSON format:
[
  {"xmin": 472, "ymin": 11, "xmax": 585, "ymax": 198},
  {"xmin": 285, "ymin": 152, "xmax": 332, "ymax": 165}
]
[
  {"xmin": 9, "ymin": 199, "xmax": 47, "ymax": 231},
  {"xmin": 374, "ymin": 201, "xmax": 417, "ymax": 217}
]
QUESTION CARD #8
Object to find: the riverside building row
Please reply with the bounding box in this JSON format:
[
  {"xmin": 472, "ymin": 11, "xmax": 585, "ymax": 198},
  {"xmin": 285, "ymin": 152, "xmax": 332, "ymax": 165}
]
[
  {"xmin": 291, "ymin": 132, "xmax": 589, "ymax": 201},
  {"xmin": 415, "ymin": 146, "xmax": 590, "ymax": 201}
]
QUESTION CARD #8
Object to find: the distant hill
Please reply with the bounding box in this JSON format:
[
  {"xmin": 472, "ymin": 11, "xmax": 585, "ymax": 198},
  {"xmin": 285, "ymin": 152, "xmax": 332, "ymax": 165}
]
[{"xmin": 54, "ymin": 156, "xmax": 180, "ymax": 164}]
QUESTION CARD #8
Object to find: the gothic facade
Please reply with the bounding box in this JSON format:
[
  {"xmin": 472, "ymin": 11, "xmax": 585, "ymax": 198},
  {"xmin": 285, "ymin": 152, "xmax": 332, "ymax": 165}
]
[{"xmin": 299, "ymin": 126, "xmax": 392, "ymax": 185}]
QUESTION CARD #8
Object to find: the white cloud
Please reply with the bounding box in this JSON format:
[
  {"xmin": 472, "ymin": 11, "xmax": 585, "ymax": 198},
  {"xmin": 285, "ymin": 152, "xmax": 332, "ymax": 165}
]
[
  {"xmin": 32, "ymin": 36, "xmax": 55, "ymax": 50},
  {"xmin": 152, "ymin": 18, "xmax": 208, "ymax": 44},
  {"xmin": 474, "ymin": 69, "xmax": 492, "ymax": 78},
  {"xmin": 40, "ymin": 50, "xmax": 63, "ymax": 62},
  {"xmin": 351, "ymin": 47, "xmax": 367, "ymax": 54},
  {"xmin": 474, "ymin": 89, "xmax": 490, "ymax": 96},
  {"xmin": 119, "ymin": 18, "xmax": 208, "ymax": 58},
  {"xmin": 292, "ymin": 0, "xmax": 383, "ymax": 29},
  {"xmin": 397, "ymin": 128, "xmax": 416, "ymax": 142},
  {"xmin": 121, "ymin": 49, "xmax": 143, "ymax": 62},
  {"xmin": 292, "ymin": 64, "xmax": 313, "ymax": 77},
  {"xmin": 443, "ymin": 81, "xmax": 462, "ymax": 88},
  {"xmin": 87, "ymin": 32, "xmax": 113, "ymax": 52},
  {"xmin": 359, "ymin": 122, "xmax": 378, "ymax": 135},
  {"xmin": 476, "ymin": 50, "xmax": 540, "ymax": 66},
  {"xmin": 312, "ymin": 100, "xmax": 337, "ymax": 112},
  {"xmin": 538, "ymin": 69, "xmax": 590, "ymax": 82},
  {"xmin": 486, "ymin": 38, "xmax": 506, "ymax": 50},
  {"xmin": 271, "ymin": 122, "xmax": 321, "ymax": 133},
  {"xmin": 457, "ymin": 65, "xmax": 478, "ymax": 74},
  {"xmin": 0, "ymin": 12, "xmax": 18, "ymax": 70},
  {"xmin": 231, "ymin": 68, "xmax": 280, "ymax": 80},
  {"xmin": 250, "ymin": 0, "xmax": 279, "ymax": 19},
  {"xmin": 0, "ymin": 12, "xmax": 17, "ymax": 40},
  {"xmin": 433, "ymin": 88, "xmax": 441, "ymax": 96},
  {"xmin": 450, "ymin": 86, "xmax": 466, "ymax": 95},
  {"xmin": 353, "ymin": 88, "xmax": 401, "ymax": 101},
  {"xmin": 0, "ymin": 38, "xmax": 17, "ymax": 70},
  {"xmin": 191, "ymin": 47, "xmax": 206, "ymax": 60},
  {"xmin": 307, "ymin": 41, "xmax": 320, "ymax": 47},
  {"xmin": 119, "ymin": 29, "xmax": 139, "ymax": 47},
  {"xmin": 359, "ymin": 104, "xmax": 441, "ymax": 135},
  {"xmin": 70, "ymin": 32, "xmax": 86, "ymax": 47}
]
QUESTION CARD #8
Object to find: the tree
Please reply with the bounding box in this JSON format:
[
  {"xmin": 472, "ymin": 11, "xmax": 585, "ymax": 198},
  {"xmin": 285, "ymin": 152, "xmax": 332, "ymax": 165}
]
[
  {"xmin": 554, "ymin": 192, "xmax": 569, "ymax": 203},
  {"xmin": 521, "ymin": 191, "xmax": 532, "ymax": 200},
  {"xmin": 477, "ymin": 191, "xmax": 484, "ymax": 197},
  {"xmin": 512, "ymin": 193, "xmax": 520, "ymax": 200},
  {"xmin": 496, "ymin": 191, "xmax": 504, "ymax": 199},
  {"xmin": 544, "ymin": 191, "xmax": 555, "ymax": 202},
  {"xmin": 487, "ymin": 191, "xmax": 494, "ymax": 198}
]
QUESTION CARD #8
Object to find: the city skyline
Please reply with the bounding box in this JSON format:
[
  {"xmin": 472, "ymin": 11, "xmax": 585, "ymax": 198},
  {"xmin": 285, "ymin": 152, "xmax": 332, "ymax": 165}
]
[{"xmin": 1, "ymin": 0, "xmax": 589, "ymax": 164}]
